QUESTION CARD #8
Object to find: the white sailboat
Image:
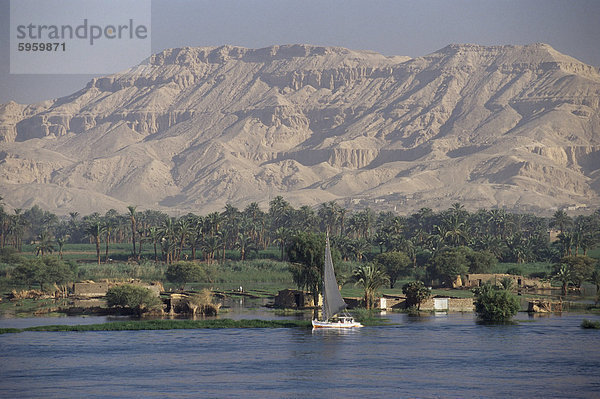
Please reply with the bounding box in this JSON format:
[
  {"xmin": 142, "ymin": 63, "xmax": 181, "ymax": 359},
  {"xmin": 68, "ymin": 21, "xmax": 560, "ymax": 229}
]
[{"xmin": 312, "ymin": 234, "xmax": 363, "ymax": 329}]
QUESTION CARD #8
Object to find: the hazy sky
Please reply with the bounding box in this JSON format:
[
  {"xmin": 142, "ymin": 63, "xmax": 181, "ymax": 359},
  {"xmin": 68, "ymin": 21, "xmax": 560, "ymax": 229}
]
[{"xmin": 1, "ymin": 0, "xmax": 599, "ymax": 104}]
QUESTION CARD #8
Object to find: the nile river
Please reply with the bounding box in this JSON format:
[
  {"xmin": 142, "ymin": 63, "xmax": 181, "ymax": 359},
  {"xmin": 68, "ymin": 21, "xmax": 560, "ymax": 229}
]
[{"xmin": 1, "ymin": 312, "xmax": 599, "ymax": 398}]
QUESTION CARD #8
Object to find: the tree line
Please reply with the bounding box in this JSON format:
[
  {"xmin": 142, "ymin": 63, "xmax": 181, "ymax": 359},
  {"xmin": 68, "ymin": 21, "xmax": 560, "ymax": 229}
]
[{"xmin": 1, "ymin": 196, "xmax": 599, "ymax": 267}]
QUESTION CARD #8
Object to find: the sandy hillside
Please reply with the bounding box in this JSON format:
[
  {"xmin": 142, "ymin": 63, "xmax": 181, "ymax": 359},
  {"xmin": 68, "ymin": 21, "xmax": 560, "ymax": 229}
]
[{"xmin": 0, "ymin": 43, "xmax": 598, "ymax": 215}]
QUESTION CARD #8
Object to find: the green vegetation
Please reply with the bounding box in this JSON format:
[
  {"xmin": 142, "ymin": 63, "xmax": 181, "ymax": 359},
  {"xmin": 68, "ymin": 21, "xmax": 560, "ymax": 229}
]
[
  {"xmin": 492, "ymin": 261, "xmax": 553, "ymax": 279},
  {"xmin": 350, "ymin": 308, "xmax": 390, "ymax": 326},
  {"xmin": 350, "ymin": 263, "xmax": 389, "ymax": 309},
  {"xmin": 165, "ymin": 261, "xmax": 213, "ymax": 289},
  {"xmin": 473, "ymin": 283, "xmax": 521, "ymax": 321},
  {"xmin": 0, "ymin": 319, "xmax": 313, "ymax": 334},
  {"xmin": 427, "ymin": 248, "xmax": 469, "ymax": 286},
  {"xmin": 2, "ymin": 250, "xmax": 76, "ymax": 293},
  {"xmin": 214, "ymin": 259, "xmax": 292, "ymax": 291},
  {"xmin": 581, "ymin": 319, "xmax": 600, "ymax": 329},
  {"xmin": 105, "ymin": 284, "xmax": 162, "ymax": 316},
  {"xmin": 287, "ymin": 231, "xmax": 335, "ymax": 305},
  {"xmin": 402, "ymin": 281, "xmax": 431, "ymax": 310},
  {"xmin": 0, "ymin": 197, "xmax": 598, "ymax": 315},
  {"xmin": 76, "ymin": 261, "xmax": 166, "ymax": 282},
  {"xmin": 0, "ymin": 297, "xmax": 71, "ymax": 316},
  {"xmin": 374, "ymin": 251, "xmax": 412, "ymax": 288}
]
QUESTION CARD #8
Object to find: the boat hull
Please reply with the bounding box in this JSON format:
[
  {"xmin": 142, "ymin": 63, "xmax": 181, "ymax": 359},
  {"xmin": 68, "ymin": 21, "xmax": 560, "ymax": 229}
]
[{"xmin": 312, "ymin": 319, "xmax": 363, "ymax": 328}]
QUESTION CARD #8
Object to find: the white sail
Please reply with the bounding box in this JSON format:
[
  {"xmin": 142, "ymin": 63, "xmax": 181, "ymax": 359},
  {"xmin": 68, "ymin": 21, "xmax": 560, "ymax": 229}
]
[{"xmin": 321, "ymin": 234, "xmax": 347, "ymax": 321}]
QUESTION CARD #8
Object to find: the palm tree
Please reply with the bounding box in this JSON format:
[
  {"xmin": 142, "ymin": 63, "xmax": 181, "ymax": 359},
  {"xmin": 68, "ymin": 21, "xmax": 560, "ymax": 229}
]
[
  {"xmin": 448, "ymin": 202, "xmax": 468, "ymax": 224},
  {"xmin": 550, "ymin": 209, "xmax": 573, "ymax": 234},
  {"xmin": 318, "ymin": 201, "xmax": 340, "ymax": 235},
  {"xmin": 487, "ymin": 209, "xmax": 507, "ymax": 239},
  {"xmin": 372, "ymin": 230, "xmax": 388, "ymax": 254},
  {"xmin": 441, "ymin": 213, "xmax": 469, "ymax": 246},
  {"xmin": 350, "ymin": 263, "xmax": 389, "ymax": 309},
  {"xmin": 294, "ymin": 205, "xmax": 318, "ymax": 233},
  {"xmin": 236, "ymin": 231, "xmax": 255, "ymax": 261},
  {"xmin": 85, "ymin": 219, "xmax": 103, "ymax": 265},
  {"xmin": 206, "ymin": 212, "xmax": 222, "ymax": 236},
  {"xmin": 148, "ymin": 227, "xmax": 160, "ymax": 262},
  {"xmin": 333, "ymin": 236, "xmax": 353, "ymax": 261},
  {"xmin": 347, "ymin": 213, "xmax": 362, "ymax": 239},
  {"xmin": 102, "ymin": 211, "xmax": 118, "ymax": 262},
  {"xmin": 410, "ymin": 207, "xmax": 436, "ymax": 236},
  {"xmin": 351, "ymin": 238, "xmax": 371, "ymax": 262},
  {"xmin": 356, "ymin": 208, "xmax": 376, "ymax": 239},
  {"xmin": 0, "ymin": 197, "xmax": 9, "ymax": 249},
  {"xmin": 222, "ymin": 203, "xmax": 240, "ymax": 230},
  {"xmin": 127, "ymin": 205, "xmax": 137, "ymax": 259},
  {"xmin": 158, "ymin": 217, "xmax": 176, "ymax": 264},
  {"xmin": 201, "ymin": 235, "xmax": 221, "ymax": 264},
  {"xmin": 35, "ymin": 230, "xmax": 55, "ymax": 256},
  {"xmin": 552, "ymin": 264, "xmax": 572, "ymax": 297},
  {"xmin": 175, "ymin": 217, "xmax": 191, "ymax": 261},
  {"xmin": 11, "ymin": 208, "xmax": 25, "ymax": 251},
  {"xmin": 269, "ymin": 196, "xmax": 292, "ymax": 231},
  {"xmin": 188, "ymin": 216, "xmax": 205, "ymax": 260},
  {"xmin": 56, "ymin": 235, "xmax": 67, "ymax": 259},
  {"xmin": 273, "ymin": 227, "xmax": 290, "ymax": 261},
  {"xmin": 505, "ymin": 234, "xmax": 532, "ymax": 263},
  {"xmin": 243, "ymin": 202, "xmax": 264, "ymax": 242},
  {"xmin": 337, "ymin": 206, "xmax": 347, "ymax": 237},
  {"xmin": 557, "ymin": 231, "xmax": 574, "ymax": 257}
]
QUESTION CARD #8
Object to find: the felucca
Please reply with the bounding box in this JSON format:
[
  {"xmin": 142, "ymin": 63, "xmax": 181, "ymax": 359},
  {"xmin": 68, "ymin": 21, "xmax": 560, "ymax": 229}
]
[{"xmin": 312, "ymin": 233, "xmax": 363, "ymax": 329}]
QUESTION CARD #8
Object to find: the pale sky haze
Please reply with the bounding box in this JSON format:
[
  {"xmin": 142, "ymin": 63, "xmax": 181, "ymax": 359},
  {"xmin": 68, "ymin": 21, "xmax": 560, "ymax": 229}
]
[{"xmin": 1, "ymin": 0, "xmax": 599, "ymax": 104}]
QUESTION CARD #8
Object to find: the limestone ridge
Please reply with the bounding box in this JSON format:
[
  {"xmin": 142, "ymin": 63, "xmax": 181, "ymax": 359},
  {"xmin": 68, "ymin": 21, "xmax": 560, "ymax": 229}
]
[{"xmin": 0, "ymin": 43, "xmax": 598, "ymax": 215}]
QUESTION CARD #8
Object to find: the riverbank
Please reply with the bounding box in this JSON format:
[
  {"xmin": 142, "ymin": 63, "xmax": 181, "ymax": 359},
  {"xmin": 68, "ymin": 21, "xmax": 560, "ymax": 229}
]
[
  {"xmin": 0, "ymin": 319, "xmax": 312, "ymax": 334},
  {"xmin": 0, "ymin": 311, "xmax": 393, "ymax": 333}
]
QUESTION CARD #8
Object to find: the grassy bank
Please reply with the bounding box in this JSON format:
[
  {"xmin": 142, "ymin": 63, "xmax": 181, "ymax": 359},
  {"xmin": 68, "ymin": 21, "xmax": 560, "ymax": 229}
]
[
  {"xmin": 0, "ymin": 314, "xmax": 394, "ymax": 333},
  {"xmin": 581, "ymin": 319, "xmax": 600, "ymax": 329},
  {"xmin": 0, "ymin": 319, "xmax": 313, "ymax": 334}
]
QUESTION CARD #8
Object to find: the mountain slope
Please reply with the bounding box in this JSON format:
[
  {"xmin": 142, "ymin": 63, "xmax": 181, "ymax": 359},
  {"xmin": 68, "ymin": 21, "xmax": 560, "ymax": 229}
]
[{"xmin": 1, "ymin": 43, "xmax": 599, "ymax": 215}]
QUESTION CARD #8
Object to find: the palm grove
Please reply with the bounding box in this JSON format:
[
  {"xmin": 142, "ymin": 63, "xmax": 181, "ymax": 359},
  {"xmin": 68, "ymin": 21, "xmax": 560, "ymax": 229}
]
[{"xmin": 1, "ymin": 195, "xmax": 599, "ymax": 311}]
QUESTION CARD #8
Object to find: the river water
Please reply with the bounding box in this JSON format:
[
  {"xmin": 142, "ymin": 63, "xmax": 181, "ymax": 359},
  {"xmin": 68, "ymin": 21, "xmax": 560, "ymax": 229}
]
[{"xmin": 1, "ymin": 311, "xmax": 599, "ymax": 398}]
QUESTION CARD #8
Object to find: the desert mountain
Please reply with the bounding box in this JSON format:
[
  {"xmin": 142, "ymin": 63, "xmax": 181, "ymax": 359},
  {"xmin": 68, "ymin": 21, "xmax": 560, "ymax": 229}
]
[{"xmin": 1, "ymin": 43, "xmax": 599, "ymax": 215}]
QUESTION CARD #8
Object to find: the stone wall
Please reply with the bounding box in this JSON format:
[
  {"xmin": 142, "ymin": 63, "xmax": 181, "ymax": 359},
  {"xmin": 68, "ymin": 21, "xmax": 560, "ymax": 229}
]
[
  {"xmin": 72, "ymin": 282, "xmax": 111, "ymax": 297},
  {"xmin": 72, "ymin": 281, "xmax": 163, "ymax": 298},
  {"xmin": 379, "ymin": 295, "xmax": 474, "ymax": 312},
  {"xmin": 419, "ymin": 297, "xmax": 474, "ymax": 312},
  {"xmin": 274, "ymin": 289, "xmax": 315, "ymax": 308},
  {"xmin": 463, "ymin": 274, "xmax": 550, "ymax": 289}
]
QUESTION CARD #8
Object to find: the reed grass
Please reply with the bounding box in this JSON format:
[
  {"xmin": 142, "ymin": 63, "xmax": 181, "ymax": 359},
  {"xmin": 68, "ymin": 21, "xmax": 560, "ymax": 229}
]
[
  {"xmin": 77, "ymin": 261, "xmax": 167, "ymax": 281},
  {"xmin": 0, "ymin": 319, "xmax": 312, "ymax": 334},
  {"xmin": 216, "ymin": 259, "xmax": 292, "ymax": 286},
  {"xmin": 580, "ymin": 319, "xmax": 600, "ymax": 329},
  {"xmin": 351, "ymin": 308, "xmax": 390, "ymax": 326},
  {"xmin": 492, "ymin": 262, "xmax": 553, "ymax": 278}
]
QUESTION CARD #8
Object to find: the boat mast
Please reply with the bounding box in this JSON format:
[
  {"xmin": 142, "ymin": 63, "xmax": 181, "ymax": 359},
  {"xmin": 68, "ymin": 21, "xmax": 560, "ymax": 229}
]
[{"xmin": 321, "ymin": 230, "xmax": 347, "ymax": 321}]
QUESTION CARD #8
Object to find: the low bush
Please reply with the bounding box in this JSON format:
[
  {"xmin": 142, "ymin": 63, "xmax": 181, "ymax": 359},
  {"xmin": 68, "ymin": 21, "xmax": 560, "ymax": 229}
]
[
  {"xmin": 402, "ymin": 281, "xmax": 431, "ymax": 310},
  {"xmin": 473, "ymin": 283, "xmax": 520, "ymax": 321},
  {"xmin": 165, "ymin": 261, "xmax": 212, "ymax": 289},
  {"xmin": 581, "ymin": 319, "xmax": 600, "ymax": 329},
  {"xmin": 183, "ymin": 289, "xmax": 221, "ymax": 316},
  {"xmin": 105, "ymin": 284, "xmax": 162, "ymax": 316}
]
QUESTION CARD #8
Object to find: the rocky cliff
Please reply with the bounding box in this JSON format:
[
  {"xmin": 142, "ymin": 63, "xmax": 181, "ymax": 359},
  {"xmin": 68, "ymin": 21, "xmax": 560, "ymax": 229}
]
[{"xmin": 1, "ymin": 43, "xmax": 599, "ymax": 214}]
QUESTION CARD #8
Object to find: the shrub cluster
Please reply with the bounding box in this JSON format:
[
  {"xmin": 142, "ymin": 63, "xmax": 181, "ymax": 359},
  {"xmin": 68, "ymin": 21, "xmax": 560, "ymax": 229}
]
[
  {"xmin": 105, "ymin": 284, "xmax": 162, "ymax": 315},
  {"xmin": 473, "ymin": 283, "xmax": 520, "ymax": 321}
]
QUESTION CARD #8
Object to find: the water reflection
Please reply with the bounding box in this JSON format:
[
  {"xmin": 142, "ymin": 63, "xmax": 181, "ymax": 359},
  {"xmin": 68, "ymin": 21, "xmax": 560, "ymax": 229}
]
[{"xmin": 311, "ymin": 327, "xmax": 362, "ymax": 336}]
